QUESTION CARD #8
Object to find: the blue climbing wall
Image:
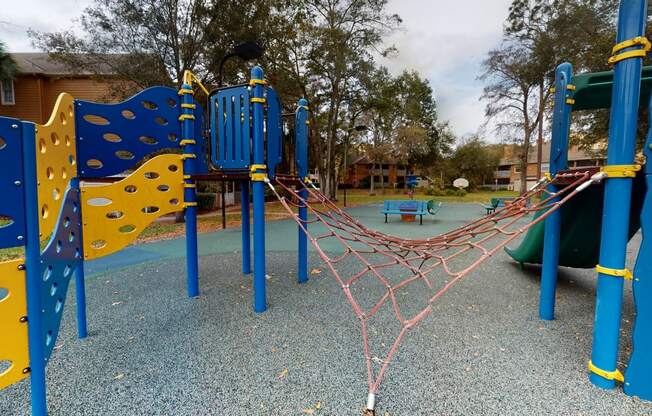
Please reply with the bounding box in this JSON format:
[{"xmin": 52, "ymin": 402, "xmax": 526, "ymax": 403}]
[
  {"xmin": 39, "ymin": 184, "xmax": 82, "ymax": 361},
  {"xmin": 0, "ymin": 116, "xmax": 26, "ymax": 249},
  {"xmin": 75, "ymin": 86, "xmax": 207, "ymax": 178}
]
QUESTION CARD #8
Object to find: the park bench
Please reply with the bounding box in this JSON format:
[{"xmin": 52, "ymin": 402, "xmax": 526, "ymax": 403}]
[
  {"xmin": 381, "ymin": 200, "xmax": 429, "ymax": 224},
  {"xmin": 482, "ymin": 197, "xmax": 519, "ymax": 215}
]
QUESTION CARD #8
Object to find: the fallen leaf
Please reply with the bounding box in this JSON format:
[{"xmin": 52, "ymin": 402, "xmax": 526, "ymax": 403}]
[
  {"xmin": 277, "ymin": 368, "xmax": 288, "ymax": 379},
  {"xmin": 111, "ymin": 301, "xmax": 123, "ymax": 306},
  {"xmin": 302, "ymin": 409, "xmax": 315, "ymax": 415},
  {"xmin": 271, "ymin": 346, "xmax": 277, "ymax": 353},
  {"xmin": 316, "ymin": 402, "xmax": 321, "ymax": 410},
  {"xmin": 311, "ymin": 268, "xmax": 322, "ymax": 275},
  {"xmin": 113, "ymin": 373, "xmax": 125, "ymax": 380}
]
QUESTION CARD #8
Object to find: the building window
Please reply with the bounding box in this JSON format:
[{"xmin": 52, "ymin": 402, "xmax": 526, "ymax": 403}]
[{"xmin": 1, "ymin": 79, "xmax": 15, "ymax": 105}]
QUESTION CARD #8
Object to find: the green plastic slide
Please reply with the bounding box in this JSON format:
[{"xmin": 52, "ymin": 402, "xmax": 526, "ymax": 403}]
[{"xmin": 505, "ymin": 173, "xmax": 645, "ymax": 268}]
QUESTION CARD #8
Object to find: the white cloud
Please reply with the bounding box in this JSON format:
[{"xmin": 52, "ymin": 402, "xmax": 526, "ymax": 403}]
[
  {"xmin": 0, "ymin": 0, "xmax": 90, "ymax": 51},
  {"xmin": 379, "ymin": 0, "xmax": 512, "ymax": 142}
]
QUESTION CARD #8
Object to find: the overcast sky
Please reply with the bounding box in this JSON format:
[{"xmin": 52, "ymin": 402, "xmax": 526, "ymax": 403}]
[{"xmin": 0, "ymin": 0, "xmax": 512, "ymax": 141}]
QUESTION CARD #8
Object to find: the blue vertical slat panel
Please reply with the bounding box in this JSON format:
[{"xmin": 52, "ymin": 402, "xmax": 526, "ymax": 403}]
[
  {"xmin": 75, "ymin": 86, "xmax": 183, "ymax": 178},
  {"xmin": 0, "ymin": 117, "xmax": 26, "ymax": 248},
  {"xmin": 193, "ymin": 101, "xmax": 209, "ymax": 175},
  {"xmin": 210, "ymin": 86, "xmax": 251, "ymax": 170},
  {"xmin": 266, "ymin": 87, "xmax": 283, "ymax": 178},
  {"xmin": 39, "ymin": 184, "xmax": 82, "ymax": 361}
]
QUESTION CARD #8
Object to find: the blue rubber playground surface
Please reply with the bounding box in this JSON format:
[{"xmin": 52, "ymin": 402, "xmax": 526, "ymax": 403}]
[{"xmin": 1, "ymin": 203, "xmax": 649, "ymax": 415}]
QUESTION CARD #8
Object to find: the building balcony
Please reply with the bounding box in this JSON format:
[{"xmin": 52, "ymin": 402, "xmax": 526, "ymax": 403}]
[{"xmin": 493, "ymin": 170, "xmax": 512, "ymax": 178}]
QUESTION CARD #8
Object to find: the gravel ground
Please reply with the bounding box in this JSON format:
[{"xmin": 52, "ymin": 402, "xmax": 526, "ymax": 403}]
[{"xmin": 1, "ymin": 204, "xmax": 650, "ymax": 416}]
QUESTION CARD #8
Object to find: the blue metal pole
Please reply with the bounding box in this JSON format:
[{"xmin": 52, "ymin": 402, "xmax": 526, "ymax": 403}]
[
  {"xmin": 241, "ymin": 180, "xmax": 251, "ymax": 274},
  {"xmin": 250, "ymin": 66, "xmax": 267, "ymax": 313},
  {"xmin": 624, "ymin": 94, "xmax": 652, "ymax": 399},
  {"xmin": 296, "ymin": 98, "xmax": 309, "ymax": 284},
  {"xmin": 180, "ymin": 82, "xmax": 200, "ymax": 298},
  {"xmin": 590, "ymin": 0, "xmax": 647, "ymax": 390},
  {"xmin": 21, "ymin": 121, "xmax": 48, "ymax": 416},
  {"xmin": 72, "ymin": 177, "xmax": 88, "ymax": 339},
  {"xmin": 539, "ymin": 63, "xmax": 573, "ymax": 320}
]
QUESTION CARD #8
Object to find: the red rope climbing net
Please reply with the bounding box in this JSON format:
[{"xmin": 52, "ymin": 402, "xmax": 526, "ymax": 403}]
[{"xmin": 268, "ymin": 170, "xmax": 596, "ymax": 413}]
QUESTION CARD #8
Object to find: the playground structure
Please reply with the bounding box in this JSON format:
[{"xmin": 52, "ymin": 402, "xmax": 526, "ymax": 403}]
[{"xmin": 1, "ymin": 1, "xmax": 652, "ymax": 414}]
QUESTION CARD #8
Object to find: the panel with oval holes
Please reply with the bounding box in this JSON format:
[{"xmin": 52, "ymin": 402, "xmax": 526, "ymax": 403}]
[
  {"xmin": 38, "ymin": 185, "xmax": 82, "ymax": 362},
  {"xmin": 0, "ymin": 258, "xmax": 29, "ymax": 390},
  {"xmin": 75, "ymin": 86, "xmax": 208, "ymax": 178},
  {"xmin": 35, "ymin": 93, "xmax": 77, "ymax": 242},
  {"xmin": 80, "ymin": 154, "xmax": 185, "ymax": 260},
  {"xmin": 0, "ymin": 117, "xmax": 26, "ymax": 249}
]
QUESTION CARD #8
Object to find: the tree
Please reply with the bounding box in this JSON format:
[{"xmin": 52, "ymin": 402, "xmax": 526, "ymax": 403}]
[
  {"xmin": 480, "ymin": 43, "xmax": 542, "ymax": 194},
  {"xmin": 30, "ymin": 0, "xmax": 279, "ymax": 97},
  {"xmin": 448, "ymin": 138, "xmax": 502, "ymax": 188},
  {"xmin": 0, "ymin": 41, "xmax": 17, "ymax": 80},
  {"xmin": 262, "ymin": 0, "xmax": 402, "ymax": 199}
]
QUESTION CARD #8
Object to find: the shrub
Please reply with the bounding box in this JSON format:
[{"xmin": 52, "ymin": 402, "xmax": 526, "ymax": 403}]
[{"xmin": 196, "ymin": 192, "xmax": 216, "ymax": 211}]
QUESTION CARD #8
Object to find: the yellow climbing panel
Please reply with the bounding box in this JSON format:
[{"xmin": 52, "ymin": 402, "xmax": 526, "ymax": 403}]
[
  {"xmin": 0, "ymin": 259, "xmax": 29, "ymax": 390},
  {"xmin": 81, "ymin": 154, "xmax": 185, "ymax": 259},
  {"xmin": 35, "ymin": 93, "xmax": 77, "ymax": 241}
]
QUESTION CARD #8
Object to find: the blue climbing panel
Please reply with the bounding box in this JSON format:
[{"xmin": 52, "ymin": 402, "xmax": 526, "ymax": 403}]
[
  {"xmin": 0, "ymin": 116, "xmax": 26, "ymax": 249},
  {"xmin": 266, "ymin": 87, "xmax": 283, "ymax": 178},
  {"xmin": 75, "ymin": 86, "xmax": 207, "ymax": 178},
  {"xmin": 211, "ymin": 85, "xmax": 251, "ymax": 170},
  {"xmin": 39, "ymin": 184, "xmax": 82, "ymax": 361},
  {"xmin": 624, "ymin": 115, "xmax": 652, "ymax": 400}
]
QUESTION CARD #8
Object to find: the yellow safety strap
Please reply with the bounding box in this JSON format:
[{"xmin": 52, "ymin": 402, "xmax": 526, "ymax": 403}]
[
  {"xmin": 608, "ymin": 36, "xmax": 651, "ymax": 65},
  {"xmin": 183, "ymin": 201, "xmax": 198, "ymax": 207},
  {"xmin": 304, "ymin": 177, "xmax": 312, "ymax": 184},
  {"xmin": 565, "ymin": 98, "xmax": 575, "ymax": 105},
  {"xmin": 595, "ymin": 264, "xmax": 633, "ymax": 280},
  {"xmin": 544, "ymin": 172, "xmax": 553, "ymax": 181},
  {"xmin": 182, "ymin": 70, "xmax": 210, "ymax": 96},
  {"xmin": 183, "ymin": 175, "xmax": 191, "ymax": 180},
  {"xmin": 250, "ymin": 164, "xmax": 267, "ymax": 172},
  {"xmin": 249, "ymin": 79, "xmax": 267, "ymax": 86},
  {"xmin": 601, "ymin": 164, "xmax": 641, "ymax": 178},
  {"xmin": 588, "ymin": 360, "xmax": 624, "ymax": 383},
  {"xmin": 178, "ymin": 88, "xmax": 194, "ymax": 96},
  {"xmin": 251, "ymin": 97, "xmax": 266, "ymax": 104},
  {"xmin": 184, "ymin": 183, "xmax": 197, "ymax": 189},
  {"xmin": 181, "ymin": 103, "xmax": 196, "ymax": 109},
  {"xmin": 178, "ymin": 114, "xmax": 195, "ymax": 121},
  {"xmin": 250, "ymin": 173, "xmax": 268, "ymax": 182},
  {"xmin": 298, "ymin": 105, "xmax": 309, "ymax": 110},
  {"xmin": 181, "ymin": 154, "xmax": 197, "ymax": 160},
  {"xmin": 566, "ymin": 84, "xmax": 576, "ymax": 90},
  {"xmin": 179, "ymin": 139, "xmax": 196, "ymax": 146}
]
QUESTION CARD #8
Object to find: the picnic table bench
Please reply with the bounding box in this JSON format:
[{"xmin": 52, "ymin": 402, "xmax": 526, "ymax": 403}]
[{"xmin": 381, "ymin": 200, "xmax": 433, "ymax": 225}]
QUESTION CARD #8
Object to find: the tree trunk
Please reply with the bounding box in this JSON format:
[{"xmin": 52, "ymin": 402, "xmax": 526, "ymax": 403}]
[
  {"xmin": 370, "ymin": 162, "xmax": 376, "ymax": 195},
  {"xmin": 536, "ymin": 81, "xmax": 544, "ymax": 179}
]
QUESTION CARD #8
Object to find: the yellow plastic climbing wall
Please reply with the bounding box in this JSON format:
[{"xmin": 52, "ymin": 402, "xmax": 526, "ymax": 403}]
[
  {"xmin": 35, "ymin": 93, "xmax": 77, "ymax": 240},
  {"xmin": 81, "ymin": 154, "xmax": 185, "ymax": 259},
  {"xmin": 0, "ymin": 259, "xmax": 29, "ymax": 390}
]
